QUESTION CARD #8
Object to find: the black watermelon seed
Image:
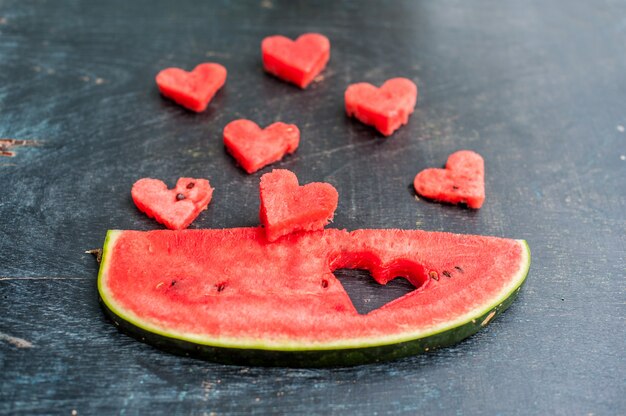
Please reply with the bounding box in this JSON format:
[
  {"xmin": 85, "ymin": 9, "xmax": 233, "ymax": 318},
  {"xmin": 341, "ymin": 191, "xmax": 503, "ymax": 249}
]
[
  {"xmin": 186, "ymin": 182, "xmax": 195, "ymax": 189},
  {"xmin": 176, "ymin": 193, "xmax": 185, "ymax": 200}
]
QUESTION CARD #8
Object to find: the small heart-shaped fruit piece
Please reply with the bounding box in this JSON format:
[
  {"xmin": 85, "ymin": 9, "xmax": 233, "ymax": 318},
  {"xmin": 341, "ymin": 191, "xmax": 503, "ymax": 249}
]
[
  {"xmin": 223, "ymin": 119, "xmax": 300, "ymax": 174},
  {"xmin": 262, "ymin": 33, "xmax": 330, "ymax": 89},
  {"xmin": 413, "ymin": 150, "xmax": 485, "ymax": 209},
  {"xmin": 260, "ymin": 169, "xmax": 338, "ymax": 242},
  {"xmin": 131, "ymin": 178, "xmax": 214, "ymax": 229},
  {"xmin": 156, "ymin": 63, "xmax": 227, "ymax": 112},
  {"xmin": 345, "ymin": 78, "xmax": 418, "ymax": 136}
]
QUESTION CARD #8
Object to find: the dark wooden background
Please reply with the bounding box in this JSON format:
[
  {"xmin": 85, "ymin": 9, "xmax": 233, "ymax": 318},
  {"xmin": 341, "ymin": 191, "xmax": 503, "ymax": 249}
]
[{"xmin": 1, "ymin": 0, "xmax": 624, "ymax": 414}]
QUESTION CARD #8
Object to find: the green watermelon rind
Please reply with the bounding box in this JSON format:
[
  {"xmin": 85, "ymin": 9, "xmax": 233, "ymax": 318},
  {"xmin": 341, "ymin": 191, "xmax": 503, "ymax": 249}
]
[{"xmin": 98, "ymin": 230, "xmax": 530, "ymax": 367}]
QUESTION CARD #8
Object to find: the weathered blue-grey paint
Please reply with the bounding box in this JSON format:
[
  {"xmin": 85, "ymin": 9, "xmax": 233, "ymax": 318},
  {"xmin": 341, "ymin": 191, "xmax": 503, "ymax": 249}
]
[{"xmin": 1, "ymin": 0, "xmax": 625, "ymax": 414}]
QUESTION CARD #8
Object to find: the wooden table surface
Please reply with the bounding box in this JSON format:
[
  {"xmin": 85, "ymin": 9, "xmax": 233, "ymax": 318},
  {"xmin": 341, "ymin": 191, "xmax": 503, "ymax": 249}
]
[{"xmin": 1, "ymin": 1, "xmax": 624, "ymax": 414}]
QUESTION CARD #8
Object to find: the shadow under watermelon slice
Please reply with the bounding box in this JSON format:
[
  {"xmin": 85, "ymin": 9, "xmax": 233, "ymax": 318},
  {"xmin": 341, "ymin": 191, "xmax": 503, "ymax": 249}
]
[{"xmin": 97, "ymin": 227, "xmax": 530, "ymax": 367}]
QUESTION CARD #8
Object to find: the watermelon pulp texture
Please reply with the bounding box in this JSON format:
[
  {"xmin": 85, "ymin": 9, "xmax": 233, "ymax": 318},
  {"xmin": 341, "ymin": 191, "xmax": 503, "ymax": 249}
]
[
  {"xmin": 131, "ymin": 178, "xmax": 214, "ymax": 230},
  {"xmin": 345, "ymin": 78, "xmax": 418, "ymax": 136},
  {"xmin": 156, "ymin": 63, "xmax": 227, "ymax": 112},
  {"xmin": 259, "ymin": 169, "xmax": 338, "ymax": 241},
  {"xmin": 223, "ymin": 120, "xmax": 300, "ymax": 174},
  {"xmin": 414, "ymin": 150, "xmax": 485, "ymax": 209},
  {"xmin": 262, "ymin": 33, "xmax": 330, "ymax": 89},
  {"xmin": 98, "ymin": 228, "xmax": 530, "ymax": 366}
]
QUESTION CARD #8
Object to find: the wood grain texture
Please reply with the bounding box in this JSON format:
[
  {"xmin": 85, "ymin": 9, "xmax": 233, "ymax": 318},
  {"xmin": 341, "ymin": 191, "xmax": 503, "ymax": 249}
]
[{"xmin": 1, "ymin": 0, "xmax": 625, "ymax": 414}]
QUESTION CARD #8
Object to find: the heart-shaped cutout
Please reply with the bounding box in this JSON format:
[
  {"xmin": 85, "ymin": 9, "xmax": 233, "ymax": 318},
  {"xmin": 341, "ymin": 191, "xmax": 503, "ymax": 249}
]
[
  {"xmin": 156, "ymin": 63, "xmax": 227, "ymax": 112},
  {"xmin": 131, "ymin": 177, "xmax": 214, "ymax": 229},
  {"xmin": 345, "ymin": 77, "xmax": 418, "ymax": 136},
  {"xmin": 413, "ymin": 150, "xmax": 485, "ymax": 209},
  {"xmin": 259, "ymin": 169, "xmax": 338, "ymax": 242},
  {"xmin": 333, "ymin": 269, "xmax": 416, "ymax": 315},
  {"xmin": 262, "ymin": 33, "xmax": 330, "ymax": 89},
  {"xmin": 223, "ymin": 119, "xmax": 300, "ymax": 174}
]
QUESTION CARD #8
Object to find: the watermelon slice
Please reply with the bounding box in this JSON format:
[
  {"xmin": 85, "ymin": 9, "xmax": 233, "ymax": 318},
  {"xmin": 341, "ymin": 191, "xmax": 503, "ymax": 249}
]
[{"xmin": 98, "ymin": 228, "xmax": 530, "ymax": 367}]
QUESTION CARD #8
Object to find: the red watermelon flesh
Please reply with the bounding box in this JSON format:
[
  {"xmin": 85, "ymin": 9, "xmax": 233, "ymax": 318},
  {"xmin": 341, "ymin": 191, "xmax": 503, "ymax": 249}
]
[
  {"xmin": 259, "ymin": 169, "xmax": 338, "ymax": 241},
  {"xmin": 414, "ymin": 150, "xmax": 485, "ymax": 209},
  {"xmin": 98, "ymin": 228, "xmax": 529, "ymax": 356},
  {"xmin": 262, "ymin": 33, "xmax": 330, "ymax": 89},
  {"xmin": 223, "ymin": 120, "xmax": 300, "ymax": 174},
  {"xmin": 156, "ymin": 63, "xmax": 227, "ymax": 112},
  {"xmin": 131, "ymin": 178, "xmax": 214, "ymax": 230},
  {"xmin": 345, "ymin": 78, "xmax": 418, "ymax": 136}
]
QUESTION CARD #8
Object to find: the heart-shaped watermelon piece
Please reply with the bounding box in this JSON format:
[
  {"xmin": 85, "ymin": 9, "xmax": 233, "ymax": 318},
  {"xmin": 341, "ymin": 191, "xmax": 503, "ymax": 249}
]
[
  {"xmin": 131, "ymin": 178, "xmax": 214, "ymax": 230},
  {"xmin": 413, "ymin": 150, "xmax": 485, "ymax": 209},
  {"xmin": 345, "ymin": 78, "xmax": 418, "ymax": 136},
  {"xmin": 262, "ymin": 33, "xmax": 330, "ymax": 89},
  {"xmin": 223, "ymin": 119, "xmax": 300, "ymax": 174},
  {"xmin": 259, "ymin": 169, "xmax": 338, "ymax": 242},
  {"xmin": 156, "ymin": 63, "xmax": 227, "ymax": 112}
]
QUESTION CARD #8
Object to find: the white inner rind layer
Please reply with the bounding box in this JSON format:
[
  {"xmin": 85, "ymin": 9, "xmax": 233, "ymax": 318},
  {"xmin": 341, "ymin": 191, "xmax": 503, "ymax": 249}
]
[{"xmin": 98, "ymin": 230, "xmax": 531, "ymax": 351}]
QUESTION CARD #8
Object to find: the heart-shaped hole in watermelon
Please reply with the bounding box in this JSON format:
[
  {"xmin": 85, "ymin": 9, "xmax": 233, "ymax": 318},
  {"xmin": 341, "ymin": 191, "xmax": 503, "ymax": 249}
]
[
  {"xmin": 328, "ymin": 253, "xmax": 429, "ymax": 315},
  {"xmin": 332, "ymin": 269, "xmax": 417, "ymax": 315}
]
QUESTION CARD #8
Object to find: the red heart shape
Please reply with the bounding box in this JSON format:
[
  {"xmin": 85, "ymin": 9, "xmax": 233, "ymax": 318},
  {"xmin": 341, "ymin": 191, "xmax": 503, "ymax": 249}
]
[
  {"xmin": 345, "ymin": 78, "xmax": 418, "ymax": 136},
  {"xmin": 223, "ymin": 119, "xmax": 300, "ymax": 174},
  {"xmin": 413, "ymin": 150, "xmax": 485, "ymax": 209},
  {"xmin": 260, "ymin": 169, "xmax": 338, "ymax": 242},
  {"xmin": 131, "ymin": 178, "xmax": 214, "ymax": 229},
  {"xmin": 156, "ymin": 63, "xmax": 227, "ymax": 112},
  {"xmin": 262, "ymin": 33, "xmax": 330, "ymax": 89}
]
